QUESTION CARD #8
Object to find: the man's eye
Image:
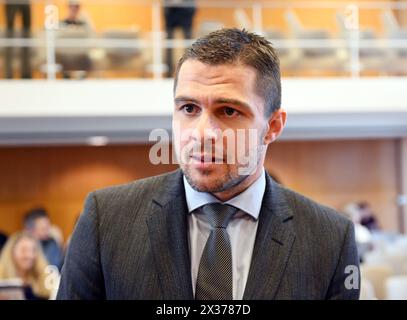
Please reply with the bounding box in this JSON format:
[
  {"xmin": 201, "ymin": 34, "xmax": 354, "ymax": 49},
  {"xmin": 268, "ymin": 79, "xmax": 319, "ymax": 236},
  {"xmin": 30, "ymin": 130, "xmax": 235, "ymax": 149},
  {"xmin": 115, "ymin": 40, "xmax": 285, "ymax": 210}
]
[
  {"xmin": 223, "ymin": 107, "xmax": 239, "ymax": 117},
  {"xmin": 182, "ymin": 104, "xmax": 198, "ymax": 114}
]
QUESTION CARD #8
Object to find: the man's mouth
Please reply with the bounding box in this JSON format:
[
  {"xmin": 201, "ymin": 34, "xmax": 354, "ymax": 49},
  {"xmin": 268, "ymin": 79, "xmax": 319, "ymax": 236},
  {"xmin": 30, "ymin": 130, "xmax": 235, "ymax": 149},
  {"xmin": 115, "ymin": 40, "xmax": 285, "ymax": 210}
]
[{"xmin": 190, "ymin": 154, "xmax": 224, "ymax": 163}]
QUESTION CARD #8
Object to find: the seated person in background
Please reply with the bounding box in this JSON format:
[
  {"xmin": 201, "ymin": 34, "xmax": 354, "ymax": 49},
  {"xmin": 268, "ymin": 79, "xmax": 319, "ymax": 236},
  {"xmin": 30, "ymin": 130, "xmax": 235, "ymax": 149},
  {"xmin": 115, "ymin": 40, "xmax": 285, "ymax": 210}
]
[
  {"xmin": 24, "ymin": 208, "xmax": 64, "ymax": 270},
  {"xmin": 58, "ymin": 0, "xmax": 93, "ymax": 79},
  {"xmin": 0, "ymin": 232, "xmax": 51, "ymax": 300},
  {"xmin": 50, "ymin": 224, "xmax": 64, "ymax": 250},
  {"xmin": 60, "ymin": 0, "xmax": 92, "ymax": 29},
  {"xmin": 0, "ymin": 232, "xmax": 7, "ymax": 253}
]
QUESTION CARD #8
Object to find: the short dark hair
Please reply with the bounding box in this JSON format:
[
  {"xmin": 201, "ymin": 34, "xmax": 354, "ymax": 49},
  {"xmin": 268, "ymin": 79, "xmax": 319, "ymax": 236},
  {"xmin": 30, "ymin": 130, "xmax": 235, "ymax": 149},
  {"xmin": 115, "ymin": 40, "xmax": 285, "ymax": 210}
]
[
  {"xmin": 23, "ymin": 207, "xmax": 49, "ymax": 230},
  {"xmin": 173, "ymin": 28, "xmax": 281, "ymax": 117}
]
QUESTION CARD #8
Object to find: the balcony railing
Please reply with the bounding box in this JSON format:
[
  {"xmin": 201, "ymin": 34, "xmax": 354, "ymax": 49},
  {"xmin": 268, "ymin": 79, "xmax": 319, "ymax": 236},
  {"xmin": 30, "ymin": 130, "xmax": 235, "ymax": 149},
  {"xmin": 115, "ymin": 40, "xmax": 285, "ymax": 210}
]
[{"xmin": 0, "ymin": 0, "xmax": 406, "ymax": 80}]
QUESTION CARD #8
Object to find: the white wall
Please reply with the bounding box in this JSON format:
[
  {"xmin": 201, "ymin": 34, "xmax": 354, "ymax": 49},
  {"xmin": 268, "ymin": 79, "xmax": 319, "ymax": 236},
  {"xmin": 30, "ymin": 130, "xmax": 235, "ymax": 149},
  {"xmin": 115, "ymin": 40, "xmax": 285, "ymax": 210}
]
[{"xmin": 0, "ymin": 78, "xmax": 406, "ymax": 145}]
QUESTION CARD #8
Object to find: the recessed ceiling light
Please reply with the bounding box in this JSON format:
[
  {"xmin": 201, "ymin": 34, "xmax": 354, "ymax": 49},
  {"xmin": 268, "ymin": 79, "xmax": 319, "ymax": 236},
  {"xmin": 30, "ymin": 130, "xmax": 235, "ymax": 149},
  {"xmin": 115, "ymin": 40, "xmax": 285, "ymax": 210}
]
[{"xmin": 86, "ymin": 136, "xmax": 109, "ymax": 146}]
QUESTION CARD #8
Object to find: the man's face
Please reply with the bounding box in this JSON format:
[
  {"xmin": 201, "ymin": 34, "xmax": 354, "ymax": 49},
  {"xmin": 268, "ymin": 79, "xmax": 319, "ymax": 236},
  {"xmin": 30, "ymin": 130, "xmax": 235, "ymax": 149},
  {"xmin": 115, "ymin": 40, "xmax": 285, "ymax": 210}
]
[{"xmin": 173, "ymin": 59, "xmax": 283, "ymax": 194}]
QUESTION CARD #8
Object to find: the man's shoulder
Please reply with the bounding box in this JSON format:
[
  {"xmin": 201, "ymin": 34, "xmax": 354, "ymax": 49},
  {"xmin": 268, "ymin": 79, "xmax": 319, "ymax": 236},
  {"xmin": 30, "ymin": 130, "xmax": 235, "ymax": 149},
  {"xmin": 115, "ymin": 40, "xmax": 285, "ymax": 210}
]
[
  {"xmin": 91, "ymin": 169, "xmax": 181, "ymax": 204},
  {"xmin": 275, "ymin": 183, "xmax": 352, "ymax": 234}
]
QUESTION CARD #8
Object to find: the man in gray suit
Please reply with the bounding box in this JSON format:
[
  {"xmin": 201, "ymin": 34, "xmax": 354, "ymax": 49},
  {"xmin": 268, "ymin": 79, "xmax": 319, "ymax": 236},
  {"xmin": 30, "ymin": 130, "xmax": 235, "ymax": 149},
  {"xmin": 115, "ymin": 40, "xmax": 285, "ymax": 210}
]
[{"xmin": 57, "ymin": 28, "xmax": 360, "ymax": 300}]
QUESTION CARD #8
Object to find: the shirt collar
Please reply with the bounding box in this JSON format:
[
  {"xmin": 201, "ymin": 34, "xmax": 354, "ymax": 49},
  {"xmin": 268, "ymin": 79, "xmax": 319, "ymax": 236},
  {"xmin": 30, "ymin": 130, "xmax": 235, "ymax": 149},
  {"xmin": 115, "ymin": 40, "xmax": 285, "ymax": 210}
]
[{"xmin": 183, "ymin": 168, "xmax": 266, "ymax": 220}]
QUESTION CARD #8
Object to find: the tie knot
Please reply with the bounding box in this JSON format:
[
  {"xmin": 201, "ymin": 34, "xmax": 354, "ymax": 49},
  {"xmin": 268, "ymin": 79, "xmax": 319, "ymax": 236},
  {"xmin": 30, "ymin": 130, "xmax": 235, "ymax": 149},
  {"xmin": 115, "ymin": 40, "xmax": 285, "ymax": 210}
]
[{"xmin": 201, "ymin": 203, "xmax": 238, "ymax": 229}]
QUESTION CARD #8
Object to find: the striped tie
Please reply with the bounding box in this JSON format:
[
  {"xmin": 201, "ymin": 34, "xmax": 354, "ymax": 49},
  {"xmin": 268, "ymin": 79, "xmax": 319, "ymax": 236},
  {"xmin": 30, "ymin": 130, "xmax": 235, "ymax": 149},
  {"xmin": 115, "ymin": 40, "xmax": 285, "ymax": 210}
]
[{"xmin": 195, "ymin": 203, "xmax": 238, "ymax": 300}]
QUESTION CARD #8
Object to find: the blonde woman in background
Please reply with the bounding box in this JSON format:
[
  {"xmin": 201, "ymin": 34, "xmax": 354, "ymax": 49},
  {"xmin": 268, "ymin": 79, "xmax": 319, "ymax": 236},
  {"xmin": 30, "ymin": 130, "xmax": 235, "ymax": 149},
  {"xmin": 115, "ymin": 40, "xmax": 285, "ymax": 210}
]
[{"xmin": 0, "ymin": 232, "xmax": 51, "ymax": 300}]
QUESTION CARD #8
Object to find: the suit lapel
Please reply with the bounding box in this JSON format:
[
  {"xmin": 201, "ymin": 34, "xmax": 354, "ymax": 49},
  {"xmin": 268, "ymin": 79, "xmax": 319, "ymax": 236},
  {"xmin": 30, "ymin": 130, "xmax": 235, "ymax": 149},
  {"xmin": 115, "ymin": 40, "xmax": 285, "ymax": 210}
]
[
  {"xmin": 146, "ymin": 170, "xmax": 194, "ymax": 299},
  {"xmin": 243, "ymin": 174, "xmax": 296, "ymax": 300}
]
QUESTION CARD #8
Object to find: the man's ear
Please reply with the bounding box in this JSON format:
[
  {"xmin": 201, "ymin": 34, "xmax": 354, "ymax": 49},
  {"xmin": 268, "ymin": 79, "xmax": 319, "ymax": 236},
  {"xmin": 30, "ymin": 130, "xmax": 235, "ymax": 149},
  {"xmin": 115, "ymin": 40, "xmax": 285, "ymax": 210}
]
[{"xmin": 263, "ymin": 108, "xmax": 287, "ymax": 145}]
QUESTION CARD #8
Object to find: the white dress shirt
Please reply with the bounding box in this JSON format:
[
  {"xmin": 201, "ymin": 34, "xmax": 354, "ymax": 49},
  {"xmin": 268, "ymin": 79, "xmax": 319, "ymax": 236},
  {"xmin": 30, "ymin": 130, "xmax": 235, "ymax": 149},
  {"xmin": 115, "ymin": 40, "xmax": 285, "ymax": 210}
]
[{"xmin": 183, "ymin": 169, "xmax": 266, "ymax": 300}]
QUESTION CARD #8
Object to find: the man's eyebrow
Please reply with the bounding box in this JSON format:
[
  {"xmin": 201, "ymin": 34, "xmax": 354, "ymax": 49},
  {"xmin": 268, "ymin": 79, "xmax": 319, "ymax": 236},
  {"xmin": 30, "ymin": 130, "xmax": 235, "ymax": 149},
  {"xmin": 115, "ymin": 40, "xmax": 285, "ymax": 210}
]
[
  {"xmin": 174, "ymin": 96, "xmax": 252, "ymax": 110},
  {"xmin": 174, "ymin": 96, "xmax": 200, "ymax": 105},
  {"xmin": 174, "ymin": 96, "xmax": 254, "ymax": 115},
  {"xmin": 214, "ymin": 98, "xmax": 252, "ymax": 111}
]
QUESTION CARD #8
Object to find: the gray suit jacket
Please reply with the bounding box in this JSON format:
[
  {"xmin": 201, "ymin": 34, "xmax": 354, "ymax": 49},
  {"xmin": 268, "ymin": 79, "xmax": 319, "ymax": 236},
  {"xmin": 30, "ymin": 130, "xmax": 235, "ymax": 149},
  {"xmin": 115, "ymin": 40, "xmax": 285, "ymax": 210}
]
[{"xmin": 57, "ymin": 169, "xmax": 360, "ymax": 300}]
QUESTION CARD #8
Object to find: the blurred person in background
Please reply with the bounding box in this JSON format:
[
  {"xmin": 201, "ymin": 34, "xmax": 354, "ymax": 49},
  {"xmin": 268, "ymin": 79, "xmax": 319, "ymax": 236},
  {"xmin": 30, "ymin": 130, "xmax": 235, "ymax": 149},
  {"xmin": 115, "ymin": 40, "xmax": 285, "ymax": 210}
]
[
  {"xmin": 60, "ymin": 0, "xmax": 93, "ymax": 29},
  {"xmin": 24, "ymin": 208, "xmax": 64, "ymax": 270},
  {"xmin": 49, "ymin": 225, "xmax": 64, "ymax": 250},
  {"xmin": 0, "ymin": 232, "xmax": 51, "ymax": 299},
  {"xmin": 58, "ymin": 0, "xmax": 93, "ymax": 79},
  {"xmin": 357, "ymin": 201, "xmax": 380, "ymax": 231},
  {"xmin": 164, "ymin": 0, "xmax": 196, "ymax": 76},
  {"xmin": 4, "ymin": 0, "xmax": 32, "ymax": 79}
]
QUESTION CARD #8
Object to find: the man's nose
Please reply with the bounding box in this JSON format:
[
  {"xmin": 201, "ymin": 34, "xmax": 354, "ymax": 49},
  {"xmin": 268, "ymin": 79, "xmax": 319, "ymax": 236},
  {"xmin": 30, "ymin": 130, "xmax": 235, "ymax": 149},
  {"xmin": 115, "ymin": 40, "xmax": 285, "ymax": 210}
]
[{"xmin": 193, "ymin": 112, "xmax": 219, "ymax": 142}]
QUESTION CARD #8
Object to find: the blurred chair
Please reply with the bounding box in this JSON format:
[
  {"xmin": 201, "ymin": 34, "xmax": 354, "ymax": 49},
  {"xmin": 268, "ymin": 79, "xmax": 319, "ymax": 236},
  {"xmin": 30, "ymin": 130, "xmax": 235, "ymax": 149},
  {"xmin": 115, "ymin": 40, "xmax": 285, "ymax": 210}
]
[
  {"xmin": 196, "ymin": 21, "xmax": 224, "ymax": 38},
  {"xmin": 385, "ymin": 275, "xmax": 407, "ymax": 300},
  {"xmin": 232, "ymin": 9, "xmax": 298, "ymax": 72},
  {"xmin": 336, "ymin": 12, "xmax": 377, "ymax": 43},
  {"xmin": 284, "ymin": 10, "xmax": 344, "ymax": 73},
  {"xmin": 264, "ymin": 28, "xmax": 300, "ymax": 71},
  {"xmin": 382, "ymin": 10, "xmax": 407, "ymax": 40},
  {"xmin": 264, "ymin": 29, "xmax": 289, "ymax": 55},
  {"xmin": 99, "ymin": 28, "xmax": 145, "ymax": 77},
  {"xmin": 361, "ymin": 263, "xmax": 393, "ymax": 300},
  {"xmin": 55, "ymin": 27, "xmax": 92, "ymax": 79},
  {"xmin": 360, "ymin": 277, "xmax": 377, "ymax": 300},
  {"xmin": 364, "ymin": 250, "xmax": 388, "ymax": 265},
  {"xmin": 363, "ymin": 233, "xmax": 407, "ymax": 275},
  {"xmin": 365, "ymin": 241, "xmax": 407, "ymax": 275},
  {"xmin": 234, "ymin": 8, "xmax": 251, "ymax": 30},
  {"xmin": 385, "ymin": 252, "xmax": 407, "ymax": 275},
  {"xmin": 381, "ymin": 10, "xmax": 407, "ymax": 75},
  {"xmin": 285, "ymin": 10, "xmax": 334, "ymax": 56},
  {"xmin": 381, "ymin": 10, "xmax": 407, "ymax": 59}
]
